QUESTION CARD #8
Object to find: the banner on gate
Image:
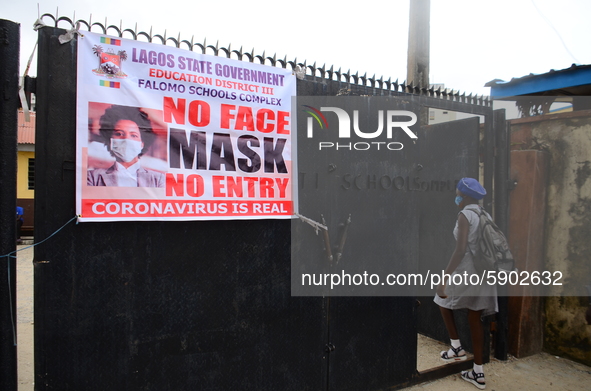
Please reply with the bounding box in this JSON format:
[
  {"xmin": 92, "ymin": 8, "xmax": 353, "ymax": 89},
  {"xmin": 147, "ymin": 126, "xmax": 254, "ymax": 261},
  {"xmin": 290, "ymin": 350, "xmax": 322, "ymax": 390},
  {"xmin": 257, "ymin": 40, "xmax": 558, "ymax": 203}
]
[{"xmin": 75, "ymin": 31, "xmax": 296, "ymax": 222}]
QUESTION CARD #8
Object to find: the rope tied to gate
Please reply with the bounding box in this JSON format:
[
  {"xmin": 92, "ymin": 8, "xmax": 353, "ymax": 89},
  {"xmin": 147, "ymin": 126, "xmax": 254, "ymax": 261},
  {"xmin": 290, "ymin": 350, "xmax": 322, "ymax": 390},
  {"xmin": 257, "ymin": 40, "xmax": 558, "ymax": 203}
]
[
  {"xmin": 0, "ymin": 215, "xmax": 79, "ymax": 261},
  {"xmin": 1, "ymin": 215, "xmax": 79, "ymax": 345}
]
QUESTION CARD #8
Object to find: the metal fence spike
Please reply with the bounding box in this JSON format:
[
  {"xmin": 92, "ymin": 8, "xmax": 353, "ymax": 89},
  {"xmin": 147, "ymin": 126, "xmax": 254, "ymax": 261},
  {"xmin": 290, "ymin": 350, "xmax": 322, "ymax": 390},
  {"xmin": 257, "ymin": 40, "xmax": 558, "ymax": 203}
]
[{"xmin": 37, "ymin": 12, "xmax": 487, "ymax": 101}]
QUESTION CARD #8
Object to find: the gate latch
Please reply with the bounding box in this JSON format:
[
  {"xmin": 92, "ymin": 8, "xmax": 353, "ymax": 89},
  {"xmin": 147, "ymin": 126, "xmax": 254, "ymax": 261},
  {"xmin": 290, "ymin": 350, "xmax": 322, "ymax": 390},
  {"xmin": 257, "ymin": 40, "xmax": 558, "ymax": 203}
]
[{"xmin": 325, "ymin": 343, "xmax": 336, "ymax": 353}]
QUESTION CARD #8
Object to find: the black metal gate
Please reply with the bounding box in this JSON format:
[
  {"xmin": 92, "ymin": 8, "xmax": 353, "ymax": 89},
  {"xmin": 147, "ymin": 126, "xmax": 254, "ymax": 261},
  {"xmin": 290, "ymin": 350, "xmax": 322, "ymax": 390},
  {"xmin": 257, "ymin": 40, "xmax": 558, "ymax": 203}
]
[
  {"xmin": 30, "ymin": 21, "xmax": 503, "ymax": 391},
  {"xmin": 292, "ymin": 95, "xmax": 422, "ymax": 390},
  {"xmin": 416, "ymin": 117, "xmax": 490, "ymax": 359}
]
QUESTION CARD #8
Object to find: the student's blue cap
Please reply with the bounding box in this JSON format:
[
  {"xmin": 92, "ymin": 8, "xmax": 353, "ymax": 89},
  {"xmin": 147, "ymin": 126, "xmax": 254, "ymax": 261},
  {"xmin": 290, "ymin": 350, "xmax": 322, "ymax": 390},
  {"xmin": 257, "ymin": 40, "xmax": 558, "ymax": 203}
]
[{"xmin": 457, "ymin": 178, "xmax": 486, "ymax": 200}]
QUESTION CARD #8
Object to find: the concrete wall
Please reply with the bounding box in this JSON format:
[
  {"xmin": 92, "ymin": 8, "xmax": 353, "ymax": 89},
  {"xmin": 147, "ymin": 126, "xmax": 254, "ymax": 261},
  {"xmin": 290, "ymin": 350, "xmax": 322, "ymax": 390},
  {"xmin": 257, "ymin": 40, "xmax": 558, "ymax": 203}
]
[
  {"xmin": 510, "ymin": 109, "xmax": 591, "ymax": 365},
  {"xmin": 17, "ymin": 150, "xmax": 34, "ymax": 199}
]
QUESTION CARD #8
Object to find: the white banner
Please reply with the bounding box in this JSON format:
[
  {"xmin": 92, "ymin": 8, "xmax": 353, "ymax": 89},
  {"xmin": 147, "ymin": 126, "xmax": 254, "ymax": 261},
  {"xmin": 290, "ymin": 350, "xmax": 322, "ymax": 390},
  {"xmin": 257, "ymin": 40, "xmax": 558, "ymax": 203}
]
[{"xmin": 75, "ymin": 32, "xmax": 296, "ymax": 222}]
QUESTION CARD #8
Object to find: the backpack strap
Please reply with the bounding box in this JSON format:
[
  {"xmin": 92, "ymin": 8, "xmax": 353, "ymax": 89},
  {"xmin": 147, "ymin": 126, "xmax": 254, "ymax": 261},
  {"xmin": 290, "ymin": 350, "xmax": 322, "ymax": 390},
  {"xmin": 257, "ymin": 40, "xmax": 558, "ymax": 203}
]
[{"xmin": 459, "ymin": 205, "xmax": 485, "ymax": 258}]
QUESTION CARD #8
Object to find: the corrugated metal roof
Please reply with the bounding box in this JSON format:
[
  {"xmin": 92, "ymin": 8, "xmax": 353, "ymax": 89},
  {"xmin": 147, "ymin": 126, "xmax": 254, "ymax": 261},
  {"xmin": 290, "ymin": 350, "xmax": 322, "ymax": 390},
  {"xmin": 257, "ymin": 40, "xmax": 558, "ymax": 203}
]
[
  {"xmin": 485, "ymin": 64, "xmax": 591, "ymax": 98},
  {"xmin": 18, "ymin": 110, "xmax": 35, "ymax": 144},
  {"xmin": 485, "ymin": 64, "xmax": 591, "ymax": 87}
]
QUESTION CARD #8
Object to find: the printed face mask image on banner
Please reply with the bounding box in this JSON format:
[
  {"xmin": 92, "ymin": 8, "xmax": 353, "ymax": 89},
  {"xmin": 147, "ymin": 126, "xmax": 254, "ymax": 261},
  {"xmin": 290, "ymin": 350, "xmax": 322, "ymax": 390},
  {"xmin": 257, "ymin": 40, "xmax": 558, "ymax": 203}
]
[{"xmin": 75, "ymin": 31, "xmax": 297, "ymax": 222}]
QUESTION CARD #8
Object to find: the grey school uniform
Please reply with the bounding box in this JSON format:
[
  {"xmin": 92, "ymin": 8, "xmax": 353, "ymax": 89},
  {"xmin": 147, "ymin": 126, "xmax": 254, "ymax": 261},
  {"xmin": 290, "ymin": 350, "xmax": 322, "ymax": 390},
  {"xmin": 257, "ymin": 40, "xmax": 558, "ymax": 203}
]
[{"xmin": 433, "ymin": 204, "xmax": 498, "ymax": 317}]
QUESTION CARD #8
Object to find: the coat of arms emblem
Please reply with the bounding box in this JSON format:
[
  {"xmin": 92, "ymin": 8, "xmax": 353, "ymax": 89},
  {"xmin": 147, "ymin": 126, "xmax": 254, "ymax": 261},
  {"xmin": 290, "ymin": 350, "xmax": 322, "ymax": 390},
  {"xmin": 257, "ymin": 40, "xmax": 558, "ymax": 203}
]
[{"xmin": 92, "ymin": 45, "xmax": 128, "ymax": 78}]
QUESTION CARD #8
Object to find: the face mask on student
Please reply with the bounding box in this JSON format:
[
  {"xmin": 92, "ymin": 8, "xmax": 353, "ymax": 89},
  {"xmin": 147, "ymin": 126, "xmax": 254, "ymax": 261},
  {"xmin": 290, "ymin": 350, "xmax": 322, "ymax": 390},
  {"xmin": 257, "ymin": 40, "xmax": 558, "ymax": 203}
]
[
  {"xmin": 111, "ymin": 138, "xmax": 143, "ymax": 162},
  {"xmin": 455, "ymin": 195, "xmax": 464, "ymax": 206}
]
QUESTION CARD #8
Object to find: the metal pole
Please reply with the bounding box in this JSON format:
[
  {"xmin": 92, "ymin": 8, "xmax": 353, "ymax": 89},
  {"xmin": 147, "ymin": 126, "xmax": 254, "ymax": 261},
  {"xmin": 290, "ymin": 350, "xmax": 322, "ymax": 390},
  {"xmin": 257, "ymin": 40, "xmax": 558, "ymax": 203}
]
[
  {"xmin": 0, "ymin": 18, "xmax": 20, "ymax": 391},
  {"xmin": 493, "ymin": 108, "xmax": 509, "ymax": 361}
]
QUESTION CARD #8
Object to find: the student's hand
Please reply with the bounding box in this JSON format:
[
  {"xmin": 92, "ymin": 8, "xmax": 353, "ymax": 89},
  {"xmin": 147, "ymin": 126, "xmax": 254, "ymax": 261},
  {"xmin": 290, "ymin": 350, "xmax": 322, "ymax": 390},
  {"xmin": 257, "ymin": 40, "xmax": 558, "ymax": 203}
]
[{"xmin": 437, "ymin": 283, "xmax": 447, "ymax": 299}]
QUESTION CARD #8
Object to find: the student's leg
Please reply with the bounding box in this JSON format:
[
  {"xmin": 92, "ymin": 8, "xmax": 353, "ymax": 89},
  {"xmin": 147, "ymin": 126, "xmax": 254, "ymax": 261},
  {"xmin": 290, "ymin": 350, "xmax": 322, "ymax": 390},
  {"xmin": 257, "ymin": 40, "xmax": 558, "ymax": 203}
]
[
  {"xmin": 439, "ymin": 306, "xmax": 466, "ymax": 361},
  {"xmin": 439, "ymin": 306, "xmax": 458, "ymax": 339}
]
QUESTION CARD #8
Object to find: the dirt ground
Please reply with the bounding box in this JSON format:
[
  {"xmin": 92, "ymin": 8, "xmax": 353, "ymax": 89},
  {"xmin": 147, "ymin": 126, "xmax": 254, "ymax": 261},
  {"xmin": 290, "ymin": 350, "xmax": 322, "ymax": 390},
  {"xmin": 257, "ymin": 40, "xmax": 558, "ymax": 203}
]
[
  {"xmin": 15, "ymin": 245, "xmax": 591, "ymax": 390},
  {"xmin": 414, "ymin": 334, "xmax": 591, "ymax": 390}
]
